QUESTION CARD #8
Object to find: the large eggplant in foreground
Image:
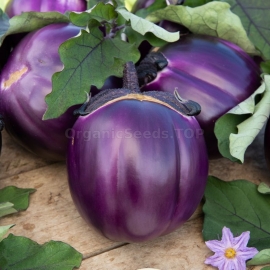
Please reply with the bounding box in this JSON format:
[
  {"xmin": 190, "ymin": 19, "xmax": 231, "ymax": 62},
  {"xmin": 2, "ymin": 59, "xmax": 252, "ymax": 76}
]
[
  {"xmin": 139, "ymin": 34, "xmax": 261, "ymax": 158},
  {"xmin": 0, "ymin": 23, "xmax": 81, "ymax": 161},
  {"xmin": 5, "ymin": 0, "xmax": 86, "ymax": 17},
  {"xmin": 67, "ymin": 62, "xmax": 208, "ymax": 242}
]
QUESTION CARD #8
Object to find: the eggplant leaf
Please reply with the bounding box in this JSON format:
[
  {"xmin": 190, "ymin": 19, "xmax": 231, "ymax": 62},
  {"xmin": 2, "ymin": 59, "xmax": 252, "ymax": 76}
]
[
  {"xmin": 262, "ymin": 267, "xmax": 270, "ymax": 270},
  {"xmin": 183, "ymin": 0, "xmax": 213, "ymax": 7},
  {"xmin": 258, "ymin": 183, "xmax": 270, "ymax": 195},
  {"xmin": 69, "ymin": 2, "xmax": 118, "ymax": 27},
  {"xmin": 214, "ymin": 114, "xmax": 248, "ymax": 162},
  {"xmin": 0, "ymin": 1, "xmax": 9, "ymax": 10},
  {"xmin": 0, "ymin": 186, "xmax": 36, "ymax": 211},
  {"xmin": 0, "ymin": 202, "xmax": 17, "ymax": 218},
  {"xmin": 221, "ymin": 0, "xmax": 270, "ymax": 59},
  {"xmin": 116, "ymin": 7, "xmax": 179, "ymax": 42},
  {"xmin": 203, "ymin": 176, "xmax": 270, "ymax": 251},
  {"xmin": 0, "ymin": 234, "xmax": 82, "ymax": 269},
  {"xmin": 261, "ymin": 61, "xmax": 270, "ymax": 75},
  {"xmin": 146, "ymin": 1, "xmax": 259, "ymax": 55},
  {"xmin": 228, "ymin": 76, "xmax": 270, "ymax": 162},
  {"xmin": 0, "ymin": 9, "xmax": 9, "ymax": 41},
  {"xmin": 0, "ymin": 225, "xmax": 14, "ymax": 242},
  {"xmin": 247, "ymin": 249, "xmax": 270, "ymax": 266},
  {"xmin": 215, "ymin": 75, "xmax": 269, "ymax": 163},
  {"xmin": 135, "ymin": 0, "xmax": 167, "ymax": 18},
  {"xmin": 87, "ymin": 0, "xmax": 114, "ymax": 9},
  {"xmin": 43, "ymin": 28, "xmax": 140, "ymax": 119},
  {"xmin": 0, "ymin": 11, "xmax": 69, "ymax": 46}
]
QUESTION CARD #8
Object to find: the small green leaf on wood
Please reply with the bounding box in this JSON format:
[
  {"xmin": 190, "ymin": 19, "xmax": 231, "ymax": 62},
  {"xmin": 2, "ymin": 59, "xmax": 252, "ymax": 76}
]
[
  {"xmin": 0, "ymin": 225, "xmax": 14, "ymax": 242},
  {"xmin": 0, "ymin": 186, "xmax": 36, "ymax": 211},
  {"xmin": 203, "ymin": 176, "xmax": 270, "ymax": 251},
  {"xmin": 0, "ymin": 202, "xmax": 17, "ymax": 218},
  {"xmin": 258, "ymin": 183, "xmax": 270, "ymax": 195},
  {"xmin": 0, "ymin": 11, "xmax": 69, "ymax": 46},
  {"xmin": 247, "ymin": 249, "xmax": 270, "ymax": 266},
  {"xmin": 146, "ymin": 1, "xmax": 259, "ymax": 55},
  {"xmin": 0, "ymin": 234, "xmax": 82, "ymax": 269}
]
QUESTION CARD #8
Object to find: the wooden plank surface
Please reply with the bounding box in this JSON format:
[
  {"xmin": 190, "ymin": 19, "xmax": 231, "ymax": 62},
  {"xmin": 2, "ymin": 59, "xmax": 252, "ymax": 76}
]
[{"xmin": 0, "ymin": 129, "xmax": 269, "ymax": 269}]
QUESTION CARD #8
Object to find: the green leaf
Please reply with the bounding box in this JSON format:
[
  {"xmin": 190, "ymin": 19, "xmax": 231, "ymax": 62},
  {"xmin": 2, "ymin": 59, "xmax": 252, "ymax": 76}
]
[
  {"xmin": 221, "ymin": 0, "xmax": 270, "ymax": 59},
  {"xmin": 203, "ymin": 176, "xmax": 270, "ymax": 251},
  {"xmin": 116, "ymin": 7, "xmax": 179, "ymax": 42},
  {"xmin": 146, "ymin": 1, "xmax": 259, "ymax": 55},
  {"xmin": 228, "ymin": 75, "xmax": 270, "ymax": 162},
  {"xmin": 0, "ymin": 202, "xmax": 17, "ymax": 218},
  {"xmin": 214, "ymin": 114, "xmax": 248, "ymax": 162},
  {"xmin": 0, "ymin": 186, "xmax": 36, "ymax": 211},
  {"xmin": 0, "ymin": 0, "xmax": 9, "ymax": 10},
  {"xmin": 0, "ymin": 11, "xmax": 69, "ymax": 46},
  {"xmin": 0, "ymin": 225, "xmax": 14, "ymax": 242},
  {"xmin": 261, "ymin": 267, "xmax": 270, "ymax": 270},
  {"xmin": 0, "ymin": 234, "xmax": 82, "ymax": 269},
  {"xmin": 43, "ymin": 28, "xmax": 140, "ymax": 119},
  {"xmin": 69, "ymin": 2, "xmax": 118, "ymax": 27},
  {"xmin": 125, "ymin": 26, "xmax": 167, "ymax": 48},
  {"xmin": 184, "ymin": 0, "xmax": 213, "ymax": 7},
  {"xmin": 87, "ymin": 0, "xmax": 113, "ymax": 9},
  {"xmin": 214, "ymin": 75, "xmax": 270, "ymax": 163},
  {"xmin": 0, "ymin": 9, "xmax": 9, "ymax": 40},
  {"xmin": 247, "ymin": 249, "xmax": 270, "ymax": 266},
  {"xmin": 135, "ymin": 0, "xmax": 167, "ymax": 18},
  {"xmin": 258, "ymin": 183, "xmax": 270, "ymax": 195},
  {"xmin": 261, "ymin": 60, "xmax": 270, "ymax": 75}
]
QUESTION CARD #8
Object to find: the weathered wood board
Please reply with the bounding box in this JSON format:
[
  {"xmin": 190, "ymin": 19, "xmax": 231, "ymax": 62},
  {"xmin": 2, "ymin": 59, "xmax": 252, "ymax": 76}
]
[{"xmin": 0, "ymin": 129, "xmax": 269, "ymax": 269}]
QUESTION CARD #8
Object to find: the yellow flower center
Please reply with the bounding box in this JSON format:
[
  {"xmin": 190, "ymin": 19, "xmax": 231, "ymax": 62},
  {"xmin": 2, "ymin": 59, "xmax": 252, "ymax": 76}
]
[{"xmin": 225, "ymin": 248, "xmax": 237, "ymax": 259}]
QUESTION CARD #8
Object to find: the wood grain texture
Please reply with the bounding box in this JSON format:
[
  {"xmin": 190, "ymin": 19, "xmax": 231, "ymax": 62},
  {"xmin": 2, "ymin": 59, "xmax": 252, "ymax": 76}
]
[{"xmin": 0, "ymin": 131, "xmax": 53, "ymax": 180}]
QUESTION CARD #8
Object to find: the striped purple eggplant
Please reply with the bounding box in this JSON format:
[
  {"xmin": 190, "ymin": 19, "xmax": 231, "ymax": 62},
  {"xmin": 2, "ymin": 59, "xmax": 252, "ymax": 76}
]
[
  {"xmin": 67, "ymin": 62, "xmax": 208, "ymax": 242},
  {"xmin": 5, "ymin": 0, "xmax": 86, "ymax": 17},
  {"xmin": 0, "ymin": 24, "xmax": 82, "ymax": 160},
  {"xmin": 139, "ymin": 34, "xmax": 262, "ymax": 158}
]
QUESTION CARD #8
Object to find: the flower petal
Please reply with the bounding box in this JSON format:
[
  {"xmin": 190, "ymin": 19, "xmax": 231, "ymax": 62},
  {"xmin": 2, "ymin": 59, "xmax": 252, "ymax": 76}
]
[
  {"xmin": 233, "ymin": 231, "xmax": 250, "ymax": 250},
  {"xmin": 221, "ymin": 227, "xmax": 234, "ymax": 247},
  {"xmin": 237, "ymin": 247, "xmax": 259, "ymax": 261},
  {"xmin": 236, "ymin": 258, "xmax": 248, "ymax": 270},
  {"xmin": 205, "ymin": 239, "xmax": 226, "ymax": 252},
  {"xmin": 205, "ymin": 253, "xmax": 226, "ymax": 268}
]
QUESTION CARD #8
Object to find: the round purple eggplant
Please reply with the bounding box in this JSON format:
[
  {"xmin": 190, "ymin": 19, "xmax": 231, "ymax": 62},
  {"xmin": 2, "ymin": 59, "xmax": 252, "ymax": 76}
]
[
  {"xmin": 139, "ymin": 34, "xmax": 262, "ymax": 158},
  {"xmin": 67, "ymin": 62, "xmax": 208, "ymax": 242},
  {"xmin": 5, "ymin": 0, "xmax": 86, "ymax": 17},
  {"xmin": 0, "ymin": 23, "xmax": 82, "ymax": 161}
]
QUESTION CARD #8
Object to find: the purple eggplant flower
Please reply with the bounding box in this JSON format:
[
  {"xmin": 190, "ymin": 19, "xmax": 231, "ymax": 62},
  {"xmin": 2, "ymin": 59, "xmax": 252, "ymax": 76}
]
[{"xmin": 205, "ymin": 227, "xmax": 258, "ymax": 270}]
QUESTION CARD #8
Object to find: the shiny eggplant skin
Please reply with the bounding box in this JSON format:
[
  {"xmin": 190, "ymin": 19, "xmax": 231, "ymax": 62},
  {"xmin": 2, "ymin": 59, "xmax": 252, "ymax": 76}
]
[
  {"xmin": 5, "ymin": 0, "xmax": 86, "ymax": 17},
  {"xmin": 67, "ymin": 98, "xmax": 208, "ymax": 242},
  {"xmin": 0, "ymin": 24, "xmax": 81, "ymax": 161},
  {"xmin": 141, "ymin": 34, "xmax": 262, "ymax": 158}
]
